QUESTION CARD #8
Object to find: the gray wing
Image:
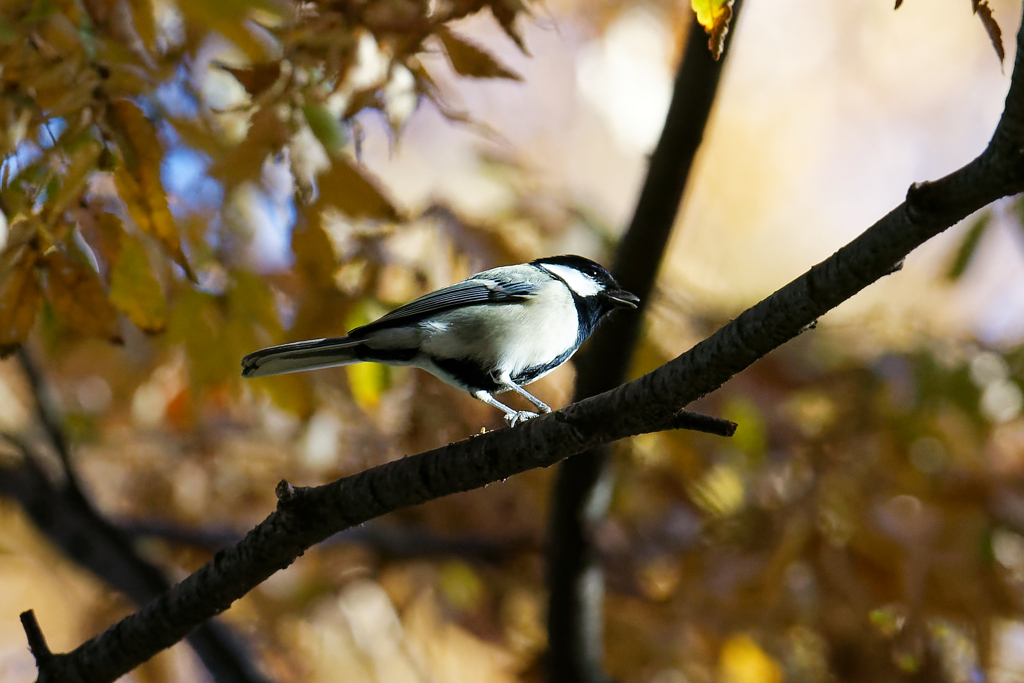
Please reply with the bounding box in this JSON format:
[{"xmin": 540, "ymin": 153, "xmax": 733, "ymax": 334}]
[{"xmin": 349, "ymin": 278, "xmax": 537, "ymax": 336}]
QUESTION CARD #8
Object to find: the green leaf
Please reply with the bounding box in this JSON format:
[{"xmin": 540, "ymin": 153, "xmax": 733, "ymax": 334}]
[
  {"xmin": 109, "ymin": 230, "xmax": 166, "ymax": 333},
  {"xmin": 945, "ymin": 211, "xmax": 991, "ymax": 281},
  {"xmin": 303, "ymin": 104, "xmax": 345, "ymax": 157}
]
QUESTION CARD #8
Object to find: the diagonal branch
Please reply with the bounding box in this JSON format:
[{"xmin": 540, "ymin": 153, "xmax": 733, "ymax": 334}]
[
  {"xmin": 0, "ymin": 436, "xmax": 273, "ymax": 683},
  {"xmin": 20, "ymin": 4, "xmax": 1024, "ymax": 681},
  {"xmin": 6, "ymin": 351, "xmax": 273, "ymax": 683}
]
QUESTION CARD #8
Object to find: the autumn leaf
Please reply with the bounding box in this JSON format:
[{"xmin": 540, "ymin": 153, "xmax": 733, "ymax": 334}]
[
  {"xmin": 691, "ymin": 0, "xmax": 734, "ymax": 60},
  {"xmin": 0, "ymin": 250, "xmax": 43, "ymax": 357},
  {"xmin": 109, "ymin": 100, "xmax": 196, "ymax": 281},
  {"xmin": 437, "ymin": 27, "xmax": 522, "ymax": 81},
  {"xmin": 347, "ymin": 362, "xmax": 389, "ymax": 411},
  {"xmin": 223, "ymin": 62, "xmax": 284, "ymax": 98},
  {"xmin": 292, "ymin": 212, "xmax": 337, "ymax": 288},
  {"xmin": 303, "ymin": 104, "xmax": 345, "ymax": 157},
  {"xmin": 208, "ymin": 106, "xmax": 292, "ymax": 188},
  {"xmin": 972, "ymin": 0, "xmax": 1005, "ymax": 65},
  {"xmin": 490, "ymin": 0, "xmax": 530, "ymax": 55},
  {"xmin": 109, "ymin": 230, "xmax": 167, "ymax": 333},
  {"xmin": 175, "ymin": 0, "xmax": 284, "ymax": 62},
  {"xmin": 41, "ymin": 250, "xmax": 122, "ymax": 343},
  {"xmin": 126, "ymin": 0, "xmax": 157, "ymax": 52},
  {"xmin": 720, "ymin": 635, "xmax": 783, "ymax": 683},
  {"xmin": 47, "ymin": 138, "xmax": 102, "ymax": 224},
  {"xmin": 313, "ymin": 157, "xmax": 400, "ymax": 221}
]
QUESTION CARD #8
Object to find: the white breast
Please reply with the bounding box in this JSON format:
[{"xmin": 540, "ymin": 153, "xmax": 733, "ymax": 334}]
[{"xmin": 417, "ymin": 279, "xmax": 580, "ymax": 385}]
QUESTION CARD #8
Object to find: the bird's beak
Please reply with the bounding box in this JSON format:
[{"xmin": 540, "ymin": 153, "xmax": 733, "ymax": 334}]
[{"xmin": 604, "ymin": 290, "xmax": 640, "ymax": 309}]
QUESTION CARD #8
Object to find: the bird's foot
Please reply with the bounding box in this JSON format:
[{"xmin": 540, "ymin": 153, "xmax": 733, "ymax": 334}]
[{"xmin": 504, "ymin": 410, "xmax": 539, "ymax": 427}]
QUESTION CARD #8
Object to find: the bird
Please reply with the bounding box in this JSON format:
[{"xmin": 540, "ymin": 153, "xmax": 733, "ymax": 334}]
[{"xmin": 241, "ymin": 255, "xmax": 639, "ymax": 426}]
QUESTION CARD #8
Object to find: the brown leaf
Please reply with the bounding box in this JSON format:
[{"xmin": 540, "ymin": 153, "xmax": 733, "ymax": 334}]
[
  {"xmin": 223, "ymin": 62, "xmax": 284, "ymax": 98},
  {"xmin": 291, "ymin": 212, "xmax": 337, "ymax": 288},
  {"xmin": 489, "ymin": 0, "xmax": 530, "ymax": 54},
  {"xmin": 75, "ymin": 208, "xmax": 125, "ymax": 274},
  {"xmin": 691, "ymin": 0, "xmax": 734, "ymax": 60},
  {"xmin": 109, "ymin": 229, "xmax": 167, "ymax": 333},
  {"xmin": 126, "ymin": 0, "xmax": 158, "ymax": 52},
  {"xmin": 437, "ymin": 27, "xmax": 522, "ymax": 81},
  {"xmin": 208, "ymin": 107, "xmax": 292, "ymax": 188},
  {"xmin": 0, "ymin": 250, "xmax": 42, "ymax": 357},
  {"xmin": 41, "ymin": 250, "xmax": 122, "ymax": 343},
  {"xmin": 313, "ymin": 157, "xmax": 400, "ymax": 221},
  {"xmin": 109, "ymin": 100, "xmax": 196, "ymax": 281},
  {"xmin": 894, "ymin": 0, "xmax": 903, "ymax": 8},
  {"xmin": 972, "ymin": 0, "xmax": 1005, "ymax": 65}
]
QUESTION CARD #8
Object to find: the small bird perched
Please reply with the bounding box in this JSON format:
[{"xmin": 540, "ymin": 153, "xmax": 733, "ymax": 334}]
[{"xmin": 241, "ymin": 255, "xmax": 638, "ymax": 426}]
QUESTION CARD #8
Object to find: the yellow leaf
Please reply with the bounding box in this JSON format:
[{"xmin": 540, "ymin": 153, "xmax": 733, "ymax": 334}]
[
  {"xmin": 346, "ymin": 361, "xmax": 389, "ymax": 410},
  {"xmin": 41, "ymin": 250, "xmax": 122, "ymax": 343},
  {"xmin": 208, "ymin": 107, "xmax": 292, "ymax": 188},
  {"xmin": 437, "ymin": 27, "xmax": 522, "ymax": 81},
  {"xmin": 691, "ymin": 0, "xmax": 734, "ymax": 60},
  {"xmin": 313, "ymin": 157, "xmax": 400, "ymax": 221},
  {"xmin": 48, "ymin": 139, "xmax": 102, "ymax": 224},
  {"xmin": 720, "ymin": 635, "xmax": 782, "ymax": 683},
  {"xmin": 175, "ymin": 0, "xmax": 284, "ymax": 62},
  {"xmin": 126, "ymin": 0, "xmax": 157, "ymax": 52},
  {"xmin": 0, "ymin": 250, "xmax": 42, "ymax": 357},
  {"xmin": 168, "ymin": 288, "xmax": 229, "ymax": 387},
  {"xmin": 257, "ymin": 373, "xmax": 314, "ymax": 418},
  {"xmin": 109, "ymin": 100, "xmax": 196, "ymax": 281},
  {"xmin": 109, "ymin": 230, "xmax": 167, "ymax": 333},
  {"xmin": 228, "ymin": 269, "xmax": 281, "ymax": 337}
]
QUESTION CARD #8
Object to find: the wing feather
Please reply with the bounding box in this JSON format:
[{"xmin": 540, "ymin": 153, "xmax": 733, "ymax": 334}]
[{"xmin": 350, "ymin": 278, "xmax": 536, "ymax": 336}]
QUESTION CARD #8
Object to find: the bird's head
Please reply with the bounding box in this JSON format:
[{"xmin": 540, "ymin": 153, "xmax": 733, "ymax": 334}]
[{"xmin": 533, "ymin": 255, "xmax": 639, "ymax": 315}]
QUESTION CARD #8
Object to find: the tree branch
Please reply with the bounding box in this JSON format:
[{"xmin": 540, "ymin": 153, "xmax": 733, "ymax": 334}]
[
  {"xmin": 547, "ymin": 6, "xmax": 744, "ymax": 681},
  {"xmin": 20, "ymin": 611, "xmax": 53, "ymax": 668},
  {"xmin": 5, "ymin": 353, "xmax": 274, "ymax": 683},
  {"xmin": 0, "ymin": 437, "xmax": 273, "ymax": 683},
  {"xmin": 19, "ymin": 4, "xmax": 1024, "ymax": 681}
]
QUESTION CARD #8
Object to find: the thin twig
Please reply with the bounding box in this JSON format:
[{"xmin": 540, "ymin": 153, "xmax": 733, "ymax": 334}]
[
  {"xmin": 666, "ymin": 410, "xmax": 737, "ymax": 437},
  {"xmin": 20, "ymin": 610, "xmax": 53, "ymax": 667}
]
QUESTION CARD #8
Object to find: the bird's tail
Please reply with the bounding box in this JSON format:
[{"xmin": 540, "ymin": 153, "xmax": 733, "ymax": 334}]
[{"xmin": 241, "ymin": 337, "xmax": 363, "ymax": 378}]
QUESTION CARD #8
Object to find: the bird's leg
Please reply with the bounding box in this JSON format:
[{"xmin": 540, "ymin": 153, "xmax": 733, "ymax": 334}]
[
  {"xmin": 472, "ymin": 390, "xmax": 538, "ymax": 427},
  {"xmin": 507, "ymin": 383, "xmax": 552, "ymax": 413}
]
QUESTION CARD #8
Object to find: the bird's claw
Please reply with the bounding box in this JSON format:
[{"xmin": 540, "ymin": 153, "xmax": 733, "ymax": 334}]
[{"xmin": 505, "ymin": 410, "xmax": 539, "ymax": 427}]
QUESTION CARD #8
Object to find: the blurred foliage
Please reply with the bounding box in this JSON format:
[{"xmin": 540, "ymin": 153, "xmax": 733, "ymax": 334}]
[{"xmin": 1, "ymin": 0, "xmax": 1024, "ymax": 682}]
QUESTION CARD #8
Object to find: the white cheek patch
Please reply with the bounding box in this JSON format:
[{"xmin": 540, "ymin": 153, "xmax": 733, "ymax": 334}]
[{"xmin": 540, "ymin": 264, "xmax": 602, "ymax": 297}]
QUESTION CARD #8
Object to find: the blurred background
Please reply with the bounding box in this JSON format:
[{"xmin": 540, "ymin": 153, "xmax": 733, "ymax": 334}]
[{"xmin": 1, "ymin": 0, "xmax": 1024, "ymax": 681}]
